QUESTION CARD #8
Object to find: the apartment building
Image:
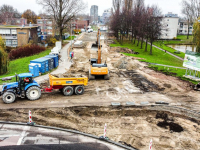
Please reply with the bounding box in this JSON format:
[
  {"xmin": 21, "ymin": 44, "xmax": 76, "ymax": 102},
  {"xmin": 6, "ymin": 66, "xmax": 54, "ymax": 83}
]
[
  {"xmin": 0, "ymin": 25, "xmax": 39, "ymax": 47},
  {"xmin": 160, "ymin": 12, "xmax": 179, "ymax": 39},
  {"xmin": 37, "ymin": 19, "xmax": 54, "ymax": 38},
  {"xmin": 178, "ymin": 19, "xmax": 193, "ymax": 35},
  {"xmin": 90, "ymin": 5, "xmax": 98, "ymax": 23},
  {"xmin": 101, "ymin": 8, "xmax": 112, "ymax": 24}
]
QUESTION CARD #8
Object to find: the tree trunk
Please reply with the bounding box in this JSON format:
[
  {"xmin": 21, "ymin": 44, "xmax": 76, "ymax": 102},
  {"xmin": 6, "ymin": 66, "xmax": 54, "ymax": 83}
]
[
  {"xmin": 137, "ymin": 37, "xmax": 140, "ymax": 46},
  {"xmin": 187, "ymin": 19, "xmax": 189, "ymax": 39},
  {"xmin": 141, "ymin": 35, "xmax": 144, "ymax": 49},
  {"xmin": 145, "ymin": 38, "xmax": 148, "ymax": 52},
  {"xmin": 150, "ymin": 41, "xmax": 153, "ymax": 55},
  {"xmin": 59, "ymin": 28, "xmax": 63, "ymax": 45}
]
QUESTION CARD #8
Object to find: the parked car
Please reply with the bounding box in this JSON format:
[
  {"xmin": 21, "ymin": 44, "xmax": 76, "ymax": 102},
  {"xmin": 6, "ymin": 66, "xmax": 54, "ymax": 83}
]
[
  {"xmin": 88, "ymin": 29, "xmax": 93, "ymax": 33},
  {"xmin": 81, "ymin": 29, "xmax": 86, "ymax": 32}
]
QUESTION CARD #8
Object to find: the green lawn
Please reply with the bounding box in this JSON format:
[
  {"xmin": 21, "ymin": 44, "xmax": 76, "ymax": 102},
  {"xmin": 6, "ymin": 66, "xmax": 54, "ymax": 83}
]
[
  {"xmin": 153, "ymin": 41, "xmax": 185, "ymax": 59},
  {"xmin": 177, "ymin": 35, "xmax": 193, "ymax": 41},
  {"xmin": 0, "ymin": 49, "xmax": 51, "ymax": 84},
  {"xmin": 153, "ymin": 35, "xmax": 195, "ymax": 59},
  {"xmin": 65, "ymin": 36, "xmax": 76, "ymax": 40},
  {"xmin": 110, "ymin": 40, "xmax": 198, "ymax": 84}
]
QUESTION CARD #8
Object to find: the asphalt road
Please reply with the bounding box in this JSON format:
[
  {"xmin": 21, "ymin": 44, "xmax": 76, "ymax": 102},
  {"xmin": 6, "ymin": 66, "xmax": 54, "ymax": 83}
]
[{"xmin": 0, "ymin": 123, "xmax": 125, "ymax": 150}]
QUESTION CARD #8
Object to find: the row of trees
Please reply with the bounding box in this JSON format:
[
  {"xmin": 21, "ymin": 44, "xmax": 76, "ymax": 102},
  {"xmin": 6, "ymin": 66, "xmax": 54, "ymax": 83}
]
[
  {"xmin": 181, "ymin": 0, "xmax": 200, "ymax": 52},
  {"xmin": 110, "ymin": 0, "xmax": 163, "ymax": 55},
  {"xmin": 0, "ymin": 4, "xmax": 42, "ymax": 24}
]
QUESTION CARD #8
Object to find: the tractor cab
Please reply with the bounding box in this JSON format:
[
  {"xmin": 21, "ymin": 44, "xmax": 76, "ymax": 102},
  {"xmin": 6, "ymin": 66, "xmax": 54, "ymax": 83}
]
[{"xmin": 17, "ymin": 73, "xmax": 34, "ymax": 91}]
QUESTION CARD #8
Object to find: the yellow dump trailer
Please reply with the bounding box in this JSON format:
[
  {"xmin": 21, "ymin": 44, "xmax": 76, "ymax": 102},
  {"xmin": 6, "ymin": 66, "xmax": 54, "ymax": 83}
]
[{"xmin": 43, "ymin": 74, "xmax": 88, "ymax": 96}]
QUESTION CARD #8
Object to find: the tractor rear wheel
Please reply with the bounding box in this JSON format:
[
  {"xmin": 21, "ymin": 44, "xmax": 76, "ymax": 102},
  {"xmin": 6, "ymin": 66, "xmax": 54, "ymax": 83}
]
[
  {"xmin": 63, "ymin": 86, "xmax": 74, "ymax": 96},
  {"xmin": 26, "ymin": 86, "xmax": 41, "ymax": 101},
  {"xmin": 75, "ymin": 86, "xmax": 84, "ymax": 95},
  {"xmin": 2, "ymin": 92, "xmax": 16, "ymax": 104}
]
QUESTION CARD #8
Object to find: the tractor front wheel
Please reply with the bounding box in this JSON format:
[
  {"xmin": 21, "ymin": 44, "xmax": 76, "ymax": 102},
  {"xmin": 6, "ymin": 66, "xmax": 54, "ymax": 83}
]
[
  {"xmin": 2, "ymin": 92, "xmax": 16, "ymax": 104},
  {"xmin": 26, "ymin": 86, "xmax": 41, "ymax": 101}
]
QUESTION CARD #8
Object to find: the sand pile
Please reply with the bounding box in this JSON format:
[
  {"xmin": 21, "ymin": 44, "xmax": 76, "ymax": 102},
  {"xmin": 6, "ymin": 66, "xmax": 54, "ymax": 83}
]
[{"xmin": 114, "ymin": 57, "xmax": 139, "ymax": 70}]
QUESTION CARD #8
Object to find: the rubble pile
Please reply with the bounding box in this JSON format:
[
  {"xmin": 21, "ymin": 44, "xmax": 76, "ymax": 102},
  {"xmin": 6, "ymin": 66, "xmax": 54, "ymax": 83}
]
[
  {"xmin": 114, "ymin": 57, "xmax": 139, "ymax": 70},
  {"xmin": 115, "ymin": 47, "xmax": 134, "ymax": 54}
]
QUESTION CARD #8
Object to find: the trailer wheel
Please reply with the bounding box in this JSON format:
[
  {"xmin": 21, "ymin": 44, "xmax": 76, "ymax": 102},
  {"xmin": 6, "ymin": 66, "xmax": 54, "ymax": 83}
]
[
  {"xmin": 26, "ymin": 86, "xmax": 41, "ymax": 101},
  {"xmin": 75, "ymin": 86, "xmax": 84, "ymax": 95},
  {"xmin": 2, "ymin": 92, "xmax": 16, "ymax": 104},
  {"xmin": 63, "ymin": 86, "xmax": 74, "ymax": 96}
]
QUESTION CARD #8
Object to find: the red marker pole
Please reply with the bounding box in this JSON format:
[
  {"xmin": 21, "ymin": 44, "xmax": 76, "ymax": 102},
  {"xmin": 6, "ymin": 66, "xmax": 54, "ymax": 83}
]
[
  {"xmin": 104, "ymin": 123, "xmax": 107, "ymax": 138},
  {"xmin": 149, "ymin": 139, "xmax": 153, "ymax": 150},
  {"xmin": 27, "ymin": 110, "xmax": 35, "ymax": 126},
  {"xmin": 29, "ymin": 110, "xmax": 32, "ymax": 123}
]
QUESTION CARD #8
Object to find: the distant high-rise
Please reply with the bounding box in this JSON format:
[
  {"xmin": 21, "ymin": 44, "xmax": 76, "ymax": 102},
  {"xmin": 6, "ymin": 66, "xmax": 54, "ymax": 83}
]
[{"xmin": 90, "ymin": 5, "xmax": 98, "ymax": 23}]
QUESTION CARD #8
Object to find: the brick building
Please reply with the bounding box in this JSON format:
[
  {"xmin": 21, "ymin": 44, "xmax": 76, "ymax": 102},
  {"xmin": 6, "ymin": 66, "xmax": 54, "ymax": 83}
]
[
  {"xmin": 37, "ymin": 19, "xmax": 54, "ymax": 38},
  {"xmin": 72, "ymin": 20, "xmax": 89, "ymax": 29},
  {"xmin": 0, "ymin": 25, "xmax": 39, "ymax": 47}
]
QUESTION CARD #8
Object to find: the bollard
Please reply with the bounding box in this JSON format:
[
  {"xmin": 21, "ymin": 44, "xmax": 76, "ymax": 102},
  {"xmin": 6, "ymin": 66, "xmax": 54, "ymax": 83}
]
[
  {"xmin": 27, "ymin": 110, "xmax": 36, "ymax": 126},
  {"xmin": 104, "ymin": 123, "xmax": 107, "ymax": 138},
  {"xmin": 99, "ymin": 123, "xmax": 109, "ymax": 140},
  {"xmin": 149, "ymin": 139, "xmax": 152, "ymax": 150}
]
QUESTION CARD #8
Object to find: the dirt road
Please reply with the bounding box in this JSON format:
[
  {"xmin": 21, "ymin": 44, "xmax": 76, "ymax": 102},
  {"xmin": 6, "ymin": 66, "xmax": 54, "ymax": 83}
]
[{"xmin": 0, "ymin": 32, "xmax": 200, "ymax": 150}]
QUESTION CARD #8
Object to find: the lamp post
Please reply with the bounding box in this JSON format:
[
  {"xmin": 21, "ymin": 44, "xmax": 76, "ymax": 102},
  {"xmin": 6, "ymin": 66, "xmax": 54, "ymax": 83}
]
[{"xmin": 71, "ymin": 19, "xmax": 72, "ymax": 52}]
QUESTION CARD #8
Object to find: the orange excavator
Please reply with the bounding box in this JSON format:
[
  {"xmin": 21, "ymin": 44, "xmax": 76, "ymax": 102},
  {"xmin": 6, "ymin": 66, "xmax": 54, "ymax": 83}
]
[{"xmin": 89, "ymin": 28, "xmax": 110, "ymax": 80}]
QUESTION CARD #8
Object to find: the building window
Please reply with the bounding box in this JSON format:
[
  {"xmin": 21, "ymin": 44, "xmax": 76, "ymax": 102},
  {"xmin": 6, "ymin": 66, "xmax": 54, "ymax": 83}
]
[
  {"xmin": 167, "ymin": 24, "xmax": 168, "ymax": 26},
  {"xmin": 47, "ymin": 21, "xmax": 52, "ymax": 24},
  {"xmin": 6, "ymin": 40, "xmax": 12, "ymax": 46},
  {"xmin": 166, "ymin": 34, "xmax": 167, "ymax": 36},
  {"xmin": 167, "ymin": 19, "xmax": 169, "ymax": 21},
  {"xmin": 47, "ymin": 26, "xmax": 52, "ymax": 29}
]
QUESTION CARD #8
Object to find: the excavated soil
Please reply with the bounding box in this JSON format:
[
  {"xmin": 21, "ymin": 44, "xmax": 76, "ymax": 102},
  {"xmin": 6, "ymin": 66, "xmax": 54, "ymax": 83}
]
[{"xmin": 0, "ymin": 106, "xmax": 200, "ymax": 150}]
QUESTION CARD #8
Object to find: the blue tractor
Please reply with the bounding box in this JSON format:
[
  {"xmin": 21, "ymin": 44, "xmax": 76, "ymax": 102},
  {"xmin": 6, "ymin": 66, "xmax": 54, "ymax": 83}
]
[{"xmin": 0, "ymin": 73, "xmax": 41, "ymax": 104}]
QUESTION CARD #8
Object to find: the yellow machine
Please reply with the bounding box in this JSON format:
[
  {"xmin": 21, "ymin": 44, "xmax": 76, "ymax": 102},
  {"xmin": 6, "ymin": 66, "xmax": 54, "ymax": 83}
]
[
  {"xmin": 89, "ymin": 29, "xmax": 110, "ymax": 80},
  {"xmin": 43, "ymin": 74, "xmax": 88, "ymax": 96}
]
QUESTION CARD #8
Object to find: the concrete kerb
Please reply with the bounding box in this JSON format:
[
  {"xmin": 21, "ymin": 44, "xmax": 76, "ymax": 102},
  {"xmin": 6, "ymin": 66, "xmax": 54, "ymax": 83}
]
[{"xmin": 0, "ymin": 121, "xmax": 137, "ymax": 150}]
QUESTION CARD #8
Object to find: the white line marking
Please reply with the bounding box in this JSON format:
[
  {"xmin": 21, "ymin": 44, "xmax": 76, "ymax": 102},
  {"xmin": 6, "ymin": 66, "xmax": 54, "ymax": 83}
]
[{"xmin": 17, "ymin": 126, "xmax": 29, "ymax": 145}]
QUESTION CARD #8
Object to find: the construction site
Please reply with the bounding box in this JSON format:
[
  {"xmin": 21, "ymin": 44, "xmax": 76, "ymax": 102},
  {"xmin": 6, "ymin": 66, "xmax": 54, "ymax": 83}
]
[{"xmin": 0, "ymin": 32, "xmax": 200, "ymax": 150}]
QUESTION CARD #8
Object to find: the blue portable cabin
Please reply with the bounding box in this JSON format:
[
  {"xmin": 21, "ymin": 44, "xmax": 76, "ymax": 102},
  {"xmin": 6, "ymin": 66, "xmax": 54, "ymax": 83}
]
[
  {"xmin": 33, "ymin": 58, "xmax": 49, "ymax": 72},
  {"xmin": 45, "ymin": 55, "xmax": 59, "ymax": 68},
  {"xmin": 39, "ymin": 57, "xmax": 54, "ymax": 70},
  {"xmin": 29, "ymin": 64, "xmax": 39, "ymax": 77},
  {"xmin": 30, "ymin": 59, "xmax": 48, "ymax": 73}
]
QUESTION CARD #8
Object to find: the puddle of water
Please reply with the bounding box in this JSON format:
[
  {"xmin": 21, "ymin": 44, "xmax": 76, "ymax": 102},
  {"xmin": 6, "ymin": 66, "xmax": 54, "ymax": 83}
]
[{"xmin": 167, "ymin": 45, "xmax": 196, "ymax": 53}]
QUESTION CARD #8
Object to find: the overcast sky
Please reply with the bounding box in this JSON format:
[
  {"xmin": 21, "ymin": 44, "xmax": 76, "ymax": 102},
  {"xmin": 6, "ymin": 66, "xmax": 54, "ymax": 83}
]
[{"xmin": 0, "ymin": 0, "xmax": 183, "ymax": 17}]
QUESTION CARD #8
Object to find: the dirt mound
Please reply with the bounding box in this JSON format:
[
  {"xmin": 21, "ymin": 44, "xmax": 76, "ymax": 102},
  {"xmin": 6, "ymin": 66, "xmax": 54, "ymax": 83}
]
[
  {"xmin": 114, "ymin": 47, "xmax": 134, "ymax": 54},
  {"xmin": 114, "ymin": 57, "xmax": 139, "ymax": 70}
]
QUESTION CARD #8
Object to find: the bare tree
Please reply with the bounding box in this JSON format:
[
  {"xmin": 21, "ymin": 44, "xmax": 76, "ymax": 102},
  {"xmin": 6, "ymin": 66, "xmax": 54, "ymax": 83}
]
[
  {"xmin": 181, "ymin": 0, "xmax": 200, "ymax": 20},
  {"xmin": 0, "ymin": 4, "xmax": 21, "ymax": 25},
  {"xmin": 147, "ymin": 5, "xmax": 163, "ymax": 55},
  {"xmin": 37, "ymin": 0, "xmax": 87, "ymax": 42},
  {"xmin": 182, "ymin": 0, "xmax": 194, "ymax": 39}
]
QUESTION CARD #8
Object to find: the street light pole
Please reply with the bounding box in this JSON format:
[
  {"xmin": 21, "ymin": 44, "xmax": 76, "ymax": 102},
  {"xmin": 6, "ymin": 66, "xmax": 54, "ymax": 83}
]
[{"xmin": 71, "ymin": 19, "xmax": 72, "ymax": 52}]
